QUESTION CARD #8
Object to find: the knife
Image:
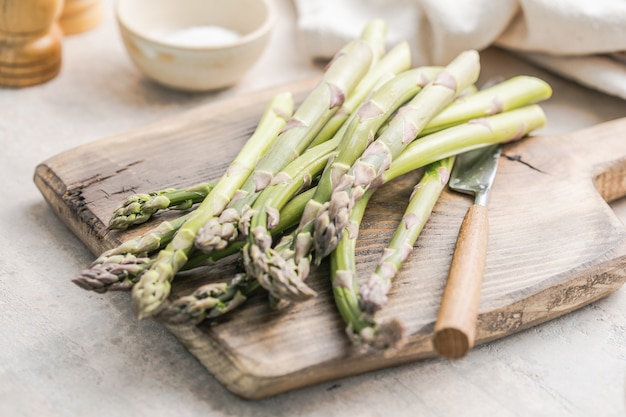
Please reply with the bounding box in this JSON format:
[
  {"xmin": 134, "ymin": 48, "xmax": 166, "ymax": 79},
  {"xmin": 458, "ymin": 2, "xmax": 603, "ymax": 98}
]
[{"xmin": 433, "ymin": 144, "xmax": 501, "ymax": 359}]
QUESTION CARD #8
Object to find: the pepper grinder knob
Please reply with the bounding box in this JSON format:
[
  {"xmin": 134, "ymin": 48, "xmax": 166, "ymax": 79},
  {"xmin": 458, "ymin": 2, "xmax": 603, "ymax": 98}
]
[{"xmin": 0, "ymin": 0, "xmax": 64, "ymax": 87}]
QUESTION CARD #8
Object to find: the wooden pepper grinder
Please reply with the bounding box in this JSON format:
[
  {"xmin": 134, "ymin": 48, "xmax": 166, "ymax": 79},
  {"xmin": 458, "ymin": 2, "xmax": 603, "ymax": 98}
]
[
  {"xmin": 0, "ymin": 0, "xmax": 64, "ymax": 87},
  {"xmin": 59, "ymin": 0, "xmax": 103, "ymax": 35}
]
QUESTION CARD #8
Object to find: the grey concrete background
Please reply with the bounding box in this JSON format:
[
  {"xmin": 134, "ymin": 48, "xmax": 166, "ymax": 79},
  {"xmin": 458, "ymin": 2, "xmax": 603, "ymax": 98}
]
[{"xmin": 1, "ymin": 1, "xmax": 625, "ymax": 416}]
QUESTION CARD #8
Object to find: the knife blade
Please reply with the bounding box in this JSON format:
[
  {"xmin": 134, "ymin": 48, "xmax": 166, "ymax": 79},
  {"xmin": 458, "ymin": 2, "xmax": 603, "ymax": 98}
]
[{"xmin": 433, "ymin": 144, "xmax": 501, "ymax": 359}]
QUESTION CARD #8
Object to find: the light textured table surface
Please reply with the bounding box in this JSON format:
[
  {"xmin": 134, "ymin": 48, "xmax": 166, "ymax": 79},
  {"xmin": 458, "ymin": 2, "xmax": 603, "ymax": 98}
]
[{"xmin": 2, "ymin": 1, "xmax": 626, "ymax": 416}]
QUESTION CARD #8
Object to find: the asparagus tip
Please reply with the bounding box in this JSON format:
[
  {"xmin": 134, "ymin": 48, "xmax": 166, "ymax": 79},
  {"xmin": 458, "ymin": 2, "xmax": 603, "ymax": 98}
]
[{"xmin": 132, "ymin": 273, "xmax": 171, "ymax": 319}]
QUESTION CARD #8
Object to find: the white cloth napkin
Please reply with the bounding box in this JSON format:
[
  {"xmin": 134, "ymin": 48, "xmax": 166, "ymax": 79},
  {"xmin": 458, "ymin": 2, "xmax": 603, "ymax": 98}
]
[{"xmin": 293, "ymin": 0, "xmax": 626, "ymax": 99}]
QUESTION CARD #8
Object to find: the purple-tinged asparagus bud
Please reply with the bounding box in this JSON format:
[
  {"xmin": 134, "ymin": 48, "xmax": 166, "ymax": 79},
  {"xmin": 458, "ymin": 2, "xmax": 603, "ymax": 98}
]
[
  {"xmin": 245, "ymin": 225, "xmax": 316, "ymax": 302},
  {"xmin": 194, "ymin": 207, "xmax": 242, "ymax": 253},
  {"xmin": 72, "ymin": 254, "xmax": 151, "ymax": 293}
]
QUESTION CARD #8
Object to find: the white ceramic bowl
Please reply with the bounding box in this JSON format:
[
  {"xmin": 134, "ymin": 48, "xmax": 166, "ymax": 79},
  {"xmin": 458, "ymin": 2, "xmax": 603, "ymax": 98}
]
[{"xmin": 115, "ymin": 0, "xmax": 274, "ymax": 91}]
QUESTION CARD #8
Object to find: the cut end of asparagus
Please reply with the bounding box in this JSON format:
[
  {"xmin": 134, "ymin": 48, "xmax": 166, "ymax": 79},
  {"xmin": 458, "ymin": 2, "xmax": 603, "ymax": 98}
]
[{"xmin": 348, "ymin": 318, "xmax": 407, "ymax": 355}]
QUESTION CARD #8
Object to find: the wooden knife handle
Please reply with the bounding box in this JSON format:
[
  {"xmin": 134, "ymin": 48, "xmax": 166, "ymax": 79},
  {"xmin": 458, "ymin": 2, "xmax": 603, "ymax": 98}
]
[{"xmin": 433, "ymin": 203, "xmax": 489, "ymax": 359}]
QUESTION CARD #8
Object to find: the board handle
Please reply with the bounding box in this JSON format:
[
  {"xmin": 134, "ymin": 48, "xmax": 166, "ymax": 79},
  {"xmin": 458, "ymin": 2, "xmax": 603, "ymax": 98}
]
[{"xmin": 433, "ymin": 203, "xmax": 488, "ymax": 359}]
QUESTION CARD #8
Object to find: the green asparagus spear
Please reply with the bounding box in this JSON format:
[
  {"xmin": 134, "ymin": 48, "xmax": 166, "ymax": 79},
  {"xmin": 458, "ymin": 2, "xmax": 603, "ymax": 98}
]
[
  {"xmin": 330, "ymin": 189, "xmax": 405, "ymax": 352},
  {"xmin": 419, "ymin": 75, "xmax": 552, "ymax": 136},
  {"xmin": 382, "ymin": 105, "xmax": 547, "ymax": 182},
  {"xmin": 359, "ymin": 157, "xmax": 455, "ymax": 315}
]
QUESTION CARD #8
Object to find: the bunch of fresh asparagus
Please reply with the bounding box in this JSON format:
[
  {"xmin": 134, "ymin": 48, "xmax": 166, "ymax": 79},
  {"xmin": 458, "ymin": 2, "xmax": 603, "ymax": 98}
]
[{"xmin": 72, "ymin": 20, "xmax": 552, "ymax": 352}]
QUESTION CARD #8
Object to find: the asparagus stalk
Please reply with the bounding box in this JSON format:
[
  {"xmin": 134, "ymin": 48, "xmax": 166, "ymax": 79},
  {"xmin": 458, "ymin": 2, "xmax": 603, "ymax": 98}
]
[
  {"xmin": 314, "ymin": 50, "xmax": 481, "ymax": 259},
  {"xmin": 329, "ymin": 188, "xmax": 374, "ymax": 334},
  {"xmin": 330, "ymin": 189, "xmax": 405, "ymax": 351},
  {"xmin": 108, "ymin": 182, "xmax": 215, "ymax": 230},
  {"xmin": 359, "ymin": 157, "xmax": 455, "ymax": 315},
  {"xmin": 73, "ymin": 243, "xmax": 243, "ymax": 293},
  {"xmin": 418, "ymin": 75, "xmax": 552, "ymax": 136},
  {"xmin": 382, "ymin": 105, "xmax": 547, "ymax": 182},
  {"xmin": 131, "ymin": 93, "xmax": 294, "ymax": 318}
]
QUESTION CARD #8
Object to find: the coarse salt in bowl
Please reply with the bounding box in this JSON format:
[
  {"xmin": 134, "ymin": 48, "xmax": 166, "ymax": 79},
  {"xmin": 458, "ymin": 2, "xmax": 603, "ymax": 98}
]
[{"xmin": 115, "ymin": 0, "xmax": 274, "ymax": 91}]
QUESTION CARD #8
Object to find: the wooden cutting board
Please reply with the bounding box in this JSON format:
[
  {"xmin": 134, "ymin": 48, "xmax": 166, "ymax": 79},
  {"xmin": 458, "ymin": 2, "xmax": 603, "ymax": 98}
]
[{"xmin": 34, "ymin": 78, "xmax": 626, "ymax": 399}]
